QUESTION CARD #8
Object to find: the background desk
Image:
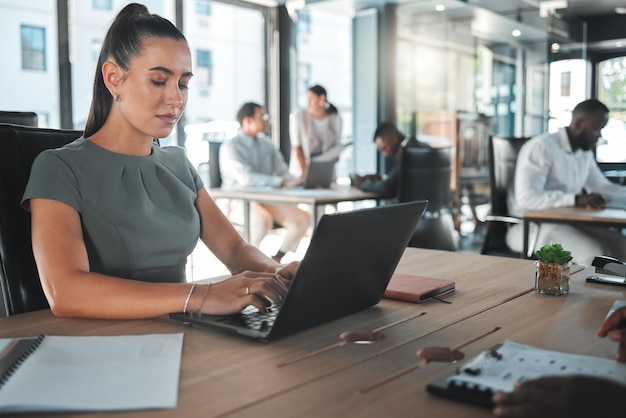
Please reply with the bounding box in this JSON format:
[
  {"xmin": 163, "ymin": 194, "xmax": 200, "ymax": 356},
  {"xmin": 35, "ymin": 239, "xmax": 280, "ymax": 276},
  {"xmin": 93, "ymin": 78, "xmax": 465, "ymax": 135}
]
[
  {"xmin": 522, "ymin": 207, "xmax": 626, "ymax": 258},
  {"xmin": 209, "ymin": 185, "xmax": 378, "ymax": 241},
  {"xmin": 1, "ymin": 249, "xmax": 622, "ymax": 417}
]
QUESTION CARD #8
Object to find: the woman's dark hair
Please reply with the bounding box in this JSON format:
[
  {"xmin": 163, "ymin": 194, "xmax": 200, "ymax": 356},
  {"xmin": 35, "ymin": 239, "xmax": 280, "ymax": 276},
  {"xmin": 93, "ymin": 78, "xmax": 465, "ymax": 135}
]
[
  {"xmin": 308, "ymin": 84, "xmax": 338, "ymax": 115},
  {"xmin": 236, "ymin": 102, "xmax": 261, "ymax": 125},
  {"xmin": 84, "ymin": 3, "xmax": 187, "ymax": 137}
]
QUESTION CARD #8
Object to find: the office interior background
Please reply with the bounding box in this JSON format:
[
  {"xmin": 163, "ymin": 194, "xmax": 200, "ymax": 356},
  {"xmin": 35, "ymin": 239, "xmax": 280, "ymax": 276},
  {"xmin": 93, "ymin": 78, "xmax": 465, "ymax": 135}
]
[{"xmin": 2, "ymin": 0, "xmax": 625, "ymax": 240}]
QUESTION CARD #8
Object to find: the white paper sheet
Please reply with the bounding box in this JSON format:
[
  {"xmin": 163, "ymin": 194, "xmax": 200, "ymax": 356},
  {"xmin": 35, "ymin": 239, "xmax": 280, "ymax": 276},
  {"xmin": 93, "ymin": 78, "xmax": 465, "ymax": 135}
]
[
  {"xmin": 448, "ymin": 340, "xmax": 626, "ymax": 393},
  {"xmin": 0, "ymin": 333, "xmax": 183, "ymax": 413}
]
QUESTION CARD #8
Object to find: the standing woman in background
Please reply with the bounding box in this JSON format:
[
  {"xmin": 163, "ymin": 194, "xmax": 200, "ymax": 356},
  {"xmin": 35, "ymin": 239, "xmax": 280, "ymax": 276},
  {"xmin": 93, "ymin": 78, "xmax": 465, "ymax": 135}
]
[{"xmin": 289, "ymin": 84, "xmax": 342, "ymax": 177}]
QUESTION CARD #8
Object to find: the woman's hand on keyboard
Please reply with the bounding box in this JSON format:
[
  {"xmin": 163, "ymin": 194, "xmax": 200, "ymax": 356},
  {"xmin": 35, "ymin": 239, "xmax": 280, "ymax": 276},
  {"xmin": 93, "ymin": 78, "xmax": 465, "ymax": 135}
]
[{"xmin": 197, "ymin": 270, "xmax": 292, "ymax": 315}]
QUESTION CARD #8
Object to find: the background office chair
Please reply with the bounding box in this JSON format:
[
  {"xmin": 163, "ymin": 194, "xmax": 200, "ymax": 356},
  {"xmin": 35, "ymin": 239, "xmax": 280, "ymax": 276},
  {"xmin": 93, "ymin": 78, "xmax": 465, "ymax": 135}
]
[
  {"xmin": 0, "ymin": 111, "xmax": 38, "ymax": 127},
  {"xmin": 196, "ymin": 140, "xmax": 222, "ymax": 188},
  {"xmin": 209, "ymin": 140, "xmax": 224, "ymax": 188},
  {"xmin": 479, "ymin": 135, "xmax": 530, "ymax": 257},
  {"xmin": 398, "ymin": 145, "xmax": 459, "ymax": 251},
  {"xmin": 0, "ymin": 123, "xmax": 82, "ymax": 316}
]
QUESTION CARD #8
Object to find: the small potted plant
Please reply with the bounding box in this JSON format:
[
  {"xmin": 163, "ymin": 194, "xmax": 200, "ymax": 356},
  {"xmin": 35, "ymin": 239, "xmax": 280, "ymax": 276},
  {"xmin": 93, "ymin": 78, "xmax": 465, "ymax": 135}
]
[{"xmin": 534, "ymin": 243, "xmax": 573, "ymax": 295}]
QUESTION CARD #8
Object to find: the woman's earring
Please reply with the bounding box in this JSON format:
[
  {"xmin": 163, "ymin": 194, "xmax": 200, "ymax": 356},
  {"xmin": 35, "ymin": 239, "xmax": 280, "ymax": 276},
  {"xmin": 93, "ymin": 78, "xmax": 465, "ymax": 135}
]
[{"xmin": 113, "ymin": 93, "xmax": 120, "ymax": 102}]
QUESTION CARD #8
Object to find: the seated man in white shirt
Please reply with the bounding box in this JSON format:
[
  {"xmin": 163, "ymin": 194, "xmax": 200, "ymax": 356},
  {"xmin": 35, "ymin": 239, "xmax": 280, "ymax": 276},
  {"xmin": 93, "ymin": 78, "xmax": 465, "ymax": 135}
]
[
  {"xmin": 220, "ymin": 102, "xmax": 310, "ymax": 263},
  {"xmin": 506, "ymin": 98, "xmax": 626, "ymax": 266}
]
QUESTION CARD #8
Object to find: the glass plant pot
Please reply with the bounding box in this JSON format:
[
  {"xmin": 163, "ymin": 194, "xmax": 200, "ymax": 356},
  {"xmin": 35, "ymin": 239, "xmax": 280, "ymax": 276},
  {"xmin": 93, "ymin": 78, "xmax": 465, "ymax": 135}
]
[{"xmin": 535, "ymin": 260, "xmax": 571, "ymax": 296}]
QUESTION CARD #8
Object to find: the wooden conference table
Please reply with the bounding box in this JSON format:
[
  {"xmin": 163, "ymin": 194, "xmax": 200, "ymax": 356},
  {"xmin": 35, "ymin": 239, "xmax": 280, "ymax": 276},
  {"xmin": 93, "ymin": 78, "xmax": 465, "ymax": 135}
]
[
  {"xmin": 2, "ymin": 248, "xmax": 624, "ymax": 418},
  {"xmin": 522, "ymin": 206, "xmax": 626, "ymax": 258},
  {"xmin": 209, "ymin": 185, "xmax": 378, "ymax": 241}
]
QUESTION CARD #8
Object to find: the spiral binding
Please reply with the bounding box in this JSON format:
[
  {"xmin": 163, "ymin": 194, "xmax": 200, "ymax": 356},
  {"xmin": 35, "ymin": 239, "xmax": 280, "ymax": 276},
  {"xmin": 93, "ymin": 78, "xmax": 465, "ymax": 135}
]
[
  {"xmin": 448, "ymin": 378, "xmax": 493, "ymax": 395},
  {"xmin": 0, "ymin": 334, "xmax": 45, "ymax": 389}
]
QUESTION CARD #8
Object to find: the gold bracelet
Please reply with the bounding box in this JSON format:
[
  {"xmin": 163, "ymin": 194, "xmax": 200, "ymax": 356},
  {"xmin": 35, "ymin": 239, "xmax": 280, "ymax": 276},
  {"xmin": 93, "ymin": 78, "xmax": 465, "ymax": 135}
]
[
  {"xmin": 183, "ymin": 282, "xmax": 196, "ymax": 313},
  {"xmin": 196, "ymin": 283, "xmax": 212, "ymax": 313}
]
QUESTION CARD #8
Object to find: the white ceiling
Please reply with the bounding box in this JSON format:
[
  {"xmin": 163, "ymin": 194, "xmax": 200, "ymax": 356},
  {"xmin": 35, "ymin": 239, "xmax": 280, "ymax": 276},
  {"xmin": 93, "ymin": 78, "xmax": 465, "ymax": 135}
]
[
  {"xmin": 302, "ymin": 0, "xmax": 626, "ymax": 20},
  {"xmin": 300, "ymin": 0, "xmax": 626, "ymax": 51}
]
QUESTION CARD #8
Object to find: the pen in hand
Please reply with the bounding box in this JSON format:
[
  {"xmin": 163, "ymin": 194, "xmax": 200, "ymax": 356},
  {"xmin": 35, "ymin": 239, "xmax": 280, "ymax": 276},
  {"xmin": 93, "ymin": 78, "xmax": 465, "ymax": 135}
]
[{"xmin": 597, "ymin": 307, "xmax": 626, "ymax": 362}]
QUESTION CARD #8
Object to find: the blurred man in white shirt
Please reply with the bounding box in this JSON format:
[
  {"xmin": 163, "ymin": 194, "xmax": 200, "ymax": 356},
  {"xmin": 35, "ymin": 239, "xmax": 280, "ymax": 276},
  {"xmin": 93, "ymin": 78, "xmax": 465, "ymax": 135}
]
[
  {"xmin": 220, "ymin": 102, "xmax": 309, "ymax": 263},
  {"xmin": 507, "ymin": 99, "xmax": 626, "ymax": 265}
]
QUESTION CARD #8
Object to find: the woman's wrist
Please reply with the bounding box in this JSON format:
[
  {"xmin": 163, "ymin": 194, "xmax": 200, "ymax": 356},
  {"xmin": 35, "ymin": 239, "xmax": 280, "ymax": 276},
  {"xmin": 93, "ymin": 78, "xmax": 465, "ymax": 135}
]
[
  {"xmin": 195, "ymin": 283, "xmax": 211, "ymax": 313},
  {"xmin": 182, "ymin": 282, "xmax": 196, "ymax": 313}
]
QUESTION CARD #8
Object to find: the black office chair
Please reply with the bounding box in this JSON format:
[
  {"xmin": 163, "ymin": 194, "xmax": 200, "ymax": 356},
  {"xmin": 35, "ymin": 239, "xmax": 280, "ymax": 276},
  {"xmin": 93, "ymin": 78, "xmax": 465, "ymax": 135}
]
[
  {"xmin": 0, "ymin": 111, "xmax": 38, "ymax": 127},
  {"xmin": 208, "ymin": 140, "xmax": 223, "ymax": 188},
  {"xmin": 195, "ymin": 140, "xmax": 222, "ymax": 188},
  {"xmin": 398, "ymin": 145, "xmax": 458, "ymax": 251},
  {"xmin": 0, "ymin": 124, "xmax": 83, "ymax": 316},
  {"xmin": 479, "ymin": 135, "xmax": 530, "ymax": 257}
]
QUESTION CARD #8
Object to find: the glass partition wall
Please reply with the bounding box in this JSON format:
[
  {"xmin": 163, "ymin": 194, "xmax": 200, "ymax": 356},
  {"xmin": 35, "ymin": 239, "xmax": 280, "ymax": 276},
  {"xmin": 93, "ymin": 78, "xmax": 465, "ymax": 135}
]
[
  {"xmin": 393, "ymin": 0, "xmax": 586, "ymax": 234},
  {"xmin": 395, "ymin": 0, "xmax": 555, "ymax": 148}
]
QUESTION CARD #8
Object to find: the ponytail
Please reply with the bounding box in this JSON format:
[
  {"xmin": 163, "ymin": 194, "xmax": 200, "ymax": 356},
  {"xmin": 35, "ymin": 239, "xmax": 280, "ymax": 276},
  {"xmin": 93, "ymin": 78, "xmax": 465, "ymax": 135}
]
[
  {"xmin": 308, "ymin": 84, "xmax": 339, "ymax": 116},
  {"xmin": 84, "ymin": 3, "xmax": 186, "ymax": 137}
]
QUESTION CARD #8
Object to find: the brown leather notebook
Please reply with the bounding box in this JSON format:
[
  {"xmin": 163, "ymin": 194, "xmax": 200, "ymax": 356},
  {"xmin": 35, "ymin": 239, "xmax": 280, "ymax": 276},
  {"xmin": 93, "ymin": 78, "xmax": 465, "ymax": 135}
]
[{"xmin": 384, "ymin": 273, "xmax": 455, "ymax": 303}]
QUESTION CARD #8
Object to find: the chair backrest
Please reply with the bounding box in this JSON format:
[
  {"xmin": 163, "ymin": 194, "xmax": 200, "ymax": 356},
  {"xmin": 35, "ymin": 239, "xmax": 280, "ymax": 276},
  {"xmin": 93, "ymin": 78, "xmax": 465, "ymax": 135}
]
[
  {"xmin": 207, "ymin": 140, "xmax": 223, "ymax": 188},
  {"xmin": 488, "ymin": 136, "xmax": 530, "ymax": 216},
  {"xmin": 398, "ymin": 145, "xmax": 458, "ymax": 251},
  {"xmin": 0, "ymin": 111, "xmax": 38, "ymax": 127},
  {"xmin": 398, "ymin": 145, "xmax": 453, "ymax": 213},
  {"xmin": 479, "ymin": 135, "xmax": 530, "ymax": 257},
  {"xmin": 0, "ymin": 124, "xmax": 83, "ymax": 316}
]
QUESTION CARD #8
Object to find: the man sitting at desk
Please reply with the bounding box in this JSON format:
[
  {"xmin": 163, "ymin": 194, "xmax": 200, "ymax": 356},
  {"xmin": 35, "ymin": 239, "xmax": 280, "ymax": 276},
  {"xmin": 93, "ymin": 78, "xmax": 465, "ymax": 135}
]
[
  {"xmin": 350, "ymin": 122, "xmax": 420, "ymax": 198},
  {"xmin": 220, "ymin": 102, "xmax": 310, "ymax": 263},
  {"xmin": 506, "ymin": 98, "xmax": 626, "ymax": 265}
]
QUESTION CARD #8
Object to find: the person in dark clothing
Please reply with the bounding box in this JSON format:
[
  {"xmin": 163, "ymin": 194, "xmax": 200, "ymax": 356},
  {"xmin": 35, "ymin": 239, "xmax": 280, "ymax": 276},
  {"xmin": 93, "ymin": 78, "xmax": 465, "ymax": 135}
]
[{"xmin": 350, "ymin": 122, "xmax": 421, "ymax": 198}]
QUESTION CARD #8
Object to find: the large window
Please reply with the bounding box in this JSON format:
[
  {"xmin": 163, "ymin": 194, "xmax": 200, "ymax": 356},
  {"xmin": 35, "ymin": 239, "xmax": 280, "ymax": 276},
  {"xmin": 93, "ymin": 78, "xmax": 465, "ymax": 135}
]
[
  {"xmin": 67, "ymin": 0, "xmax": 268, "ymax": 146},
  {"xmin": 597, "ymin": 56, "xmax": 626, "ymax": 164},
  {"xmin": 21, "ymin": 25, "xmax": 46, "ymax": 71},
  {"xmin": 294, "ymin": 7, "xmax": 353, "ymax": 179},
  {"xmin": 182, "ymin": 1, "xmax": 267, "ymax": 169},
  {"xmin": 184, "ymin": 1, "xmax": 266, "ymax": 126},
  {"xmin": 547, "ymin": 59, "xmax": 587, "ymax": 132}
]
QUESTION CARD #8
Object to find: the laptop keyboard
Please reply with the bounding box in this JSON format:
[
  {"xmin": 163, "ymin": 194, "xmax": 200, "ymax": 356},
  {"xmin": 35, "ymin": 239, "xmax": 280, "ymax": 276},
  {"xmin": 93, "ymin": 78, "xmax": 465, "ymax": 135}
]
[{"xmin": 218, "ymin": 305, "xmax": 280, "ymax": 331}]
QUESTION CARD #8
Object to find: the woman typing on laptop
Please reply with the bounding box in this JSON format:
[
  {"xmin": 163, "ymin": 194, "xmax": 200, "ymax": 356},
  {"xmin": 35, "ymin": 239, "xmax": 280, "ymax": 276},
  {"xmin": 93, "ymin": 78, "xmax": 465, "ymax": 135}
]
[{"xmin": 20, "ymin": 3, "xmax": 293, "ymax": 319}]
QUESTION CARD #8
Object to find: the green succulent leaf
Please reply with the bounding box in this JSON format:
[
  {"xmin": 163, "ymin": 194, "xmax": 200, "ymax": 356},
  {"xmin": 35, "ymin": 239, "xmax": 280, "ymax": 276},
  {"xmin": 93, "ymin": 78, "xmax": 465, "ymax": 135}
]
[{"xmin": 535, "ymin": 243, "xmax": 573, "ymax": 265}]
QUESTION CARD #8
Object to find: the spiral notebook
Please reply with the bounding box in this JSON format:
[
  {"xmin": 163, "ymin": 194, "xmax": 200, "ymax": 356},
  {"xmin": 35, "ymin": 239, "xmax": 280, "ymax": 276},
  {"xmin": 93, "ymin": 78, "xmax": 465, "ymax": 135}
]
[
  {"xmin": 0, "ymin": 333, "xmax": 183, "ymax": 413},
  {"xmin": 426, "ymin": 340, "xmax": 626, "ymax": 408}
]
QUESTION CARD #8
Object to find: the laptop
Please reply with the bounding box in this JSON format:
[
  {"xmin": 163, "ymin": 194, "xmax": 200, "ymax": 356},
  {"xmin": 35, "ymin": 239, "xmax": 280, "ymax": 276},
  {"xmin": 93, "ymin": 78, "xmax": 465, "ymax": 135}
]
[
  {"xmin": 302, "ymin": 159, "xmax": 335, "ymax": 189},
  {"xmin": 169, "ymin": 200, "xmax": 428, "ymax": 341},
  {"xmin": 605, "ymin": 196, "xmax": 626, "ymax": 210}
]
